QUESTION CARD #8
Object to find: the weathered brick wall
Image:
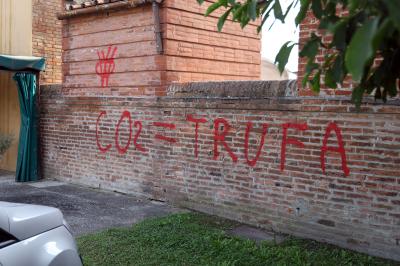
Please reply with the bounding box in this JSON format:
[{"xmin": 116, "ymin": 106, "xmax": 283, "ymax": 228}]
[
  {"xmin": 61, "ymin": 6, "xmax": 163, "ymax": 96},
  {"xmin": 60, "ymin": 0, "xmax": 261, "ymax": 96},
  {"xmin": 32, "ymin": 0, "xmax": 63, "ymax": 84},
  {"xmin": 40, "ymin": 82, "xmax": 400, "ymax": 261},
  {"xmin": 43, "ymin": 0, "xmax": 400, "ymax": 261},
  {"xmin": 162, "ymin": 0, "xmax": 261, "ymax": 83}
]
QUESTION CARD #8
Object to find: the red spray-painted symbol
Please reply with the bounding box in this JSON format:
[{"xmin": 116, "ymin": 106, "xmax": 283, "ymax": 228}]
[{"xmin": 96, "ymin": 46, "xmax": 117, "ymax": 87}]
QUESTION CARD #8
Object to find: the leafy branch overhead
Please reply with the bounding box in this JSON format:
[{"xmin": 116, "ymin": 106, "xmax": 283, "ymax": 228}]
[{"xmin": 197, "ymin": 0, "xmax": 400, "ymax": 106}]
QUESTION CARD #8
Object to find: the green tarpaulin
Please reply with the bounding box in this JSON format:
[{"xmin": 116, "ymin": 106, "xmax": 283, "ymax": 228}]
[
  {"xmin": 14, "ymin": 73, "xmax": 39, "ymax": 182},
  {"xmin": 0, "ymin": 54, "xmax": 45, "ymax": 182},
  {"xmin": 0, "ymin": 54, "xmax": 45, "ymax": 72}
]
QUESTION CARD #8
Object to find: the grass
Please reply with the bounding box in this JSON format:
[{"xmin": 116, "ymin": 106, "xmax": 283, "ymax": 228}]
[{"xmin": 77, "ymin": 212, "xmax": 399, "ymax": 266}]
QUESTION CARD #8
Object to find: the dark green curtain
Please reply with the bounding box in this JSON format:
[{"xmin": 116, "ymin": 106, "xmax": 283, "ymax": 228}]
[{"xmin": 13, "ymin": 73, "xmax": 39, "ymax": 182}]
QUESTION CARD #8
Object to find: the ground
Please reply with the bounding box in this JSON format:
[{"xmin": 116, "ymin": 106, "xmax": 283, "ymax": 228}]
[
  {"xmin": 0, "ymin": 172, "xmax": 398, "ymax": 265},
  {"xmin": 0, "ymin": 171, "xmax": 180, "ymax": 235}
]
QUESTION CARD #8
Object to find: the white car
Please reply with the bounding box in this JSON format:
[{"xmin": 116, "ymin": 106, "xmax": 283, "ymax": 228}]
[{"xmin": 0, "ymin": 202, "xmax": 82, "ymax": 266}]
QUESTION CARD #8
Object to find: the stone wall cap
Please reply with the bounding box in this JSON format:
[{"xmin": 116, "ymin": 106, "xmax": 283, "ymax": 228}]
[{"xmin": 167, "ymin": 80, "xmax": 298, "ymax": 98}]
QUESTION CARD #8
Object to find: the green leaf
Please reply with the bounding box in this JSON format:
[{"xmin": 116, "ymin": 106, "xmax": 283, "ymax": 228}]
[
  {"xmin": 311, "ymin": 0, "xmax": 322, "ymax": 19},
  {"xmin": 382, "ymin": 0, "xmax": 400, "ymax": 30},
  {"xmin": 370, "ymin": 58, "xmax": 387, "ymax": 89},
  {"xmin": 310, "ymin": 70, "xmax": 321, "ymax": 93},
  {"xmin": 217, "ymin": 8, "xmax": 233, "ymax": 31},
  {"xmin": 351, "ymin": 86, "xmax": 364, "ymax": 109},
  {"xmin": 299, "ymin": 34, "xmax": 319, "ymax": 60},
  {"xmin": 382, "ymin": 87, "xmax": 388, "ymax": 102},
  {"xmin": 345, "ymin": 18, "xmax": 379, "ymax": 82},
  {"xmin": 275, "ymin": 41, "xmax": 296, "ymax": 74},
  {"xmin": 233, "ymin": 4, "xmax": 246, "ymax": 21},
  {"xmin": 383, "ymin": 76, "xmax": 398, "ymax": 97},
  {"xmin": 331, "ymin": 54, "xmax": 345, "ymax": 83},
  {"xmin": 240, "ymin": 18, "xmax": 251, "ymax": 28},
  {"xmin": 220, "ymin": 0, "xmax": 228, "ymax": 7},
  {"xmin": 240, "ymin": 8, "xmax": 251, "ymax": 28},
  {"xmin": 325, "ymin": 70, "xmax": 337, "ymax": 89},
  {"xmin": 257, "ymin": 3, "xmax": 274, "ymax": 33},
  {"xmin": 324, "ymin": 55, "xmax": 339, "ymax": 89},
  {"xmin": 330, "ymin": 19, "xmax": 348, "ymax": 50},
  {"xmin": 205, "ymin": 2, "xmax": 222, "ymax": 16},
  {"xmin": 374, "ymin": 87, "xmax": 382, "ymax": 100},
  {"xmin": 372, "ymin": 18, "xmax": 392, "ymax": 51},
  {"xmin": 248, "ymin": 0, "xmax": 258, "ymax": 21},
  {"xmin": 348, "ymin": 0, "xmax": 360, "ymax": 14},
  {"xmin": 295, "ymin": 0, "xmax": 311, "ymax": 25},
  {"xmin": 324, "ymin": 2, "xmax": 336, "ymax": 15},
  {"xmin": 274, "ymin": 0, "xmax": 284, "ymax": 22},
  {"xmin": 282, "ymin": 1, "xmax": 294, "ymax": 22},
  {"xmin": 302, "ymin": 61, "xmax": 319, "ymax": 87}
]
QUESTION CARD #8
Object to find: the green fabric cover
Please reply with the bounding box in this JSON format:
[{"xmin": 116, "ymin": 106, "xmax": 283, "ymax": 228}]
[
  {"xmin": 0, "ymin": 54, "xmax": 45, "ymax": 72},
  {"xmin": 13, "ymin": 73, "xmax": 39, "ymax": 182}
]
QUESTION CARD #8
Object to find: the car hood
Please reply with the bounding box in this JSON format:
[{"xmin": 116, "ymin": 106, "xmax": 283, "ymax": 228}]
[{"xmin": 0, "ymin": 201, "xmax": 64, "ymax": 240}]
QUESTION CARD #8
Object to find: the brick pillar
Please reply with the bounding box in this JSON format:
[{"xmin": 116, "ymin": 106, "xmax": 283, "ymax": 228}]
[{"xmin": 32, "ymin": 0, "xmax": 63, "ymax": 84}]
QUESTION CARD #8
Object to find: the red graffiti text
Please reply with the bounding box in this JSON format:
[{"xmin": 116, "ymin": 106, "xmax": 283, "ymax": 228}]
[
  {"xmin": 95, "ymin": 111, "xmax": 350, "ymax": 176},
  {"xmin": 95, "ymin": 45, "xmax": 117, "ymax": 87}
]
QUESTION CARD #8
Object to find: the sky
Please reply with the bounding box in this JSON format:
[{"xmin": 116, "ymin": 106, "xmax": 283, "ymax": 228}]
[{"xmin": 261, "ymin": 0, "xmax": 300, "ymax": 78}]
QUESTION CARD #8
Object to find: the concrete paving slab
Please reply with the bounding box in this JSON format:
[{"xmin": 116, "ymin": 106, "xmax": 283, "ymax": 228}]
[
  {"xmin": 28, "ymin": 180, "xmax": 66, "ymax": 188},
  {"xmin": 0, "ymin": 175, "xmax": 183, "ymax": 236}
]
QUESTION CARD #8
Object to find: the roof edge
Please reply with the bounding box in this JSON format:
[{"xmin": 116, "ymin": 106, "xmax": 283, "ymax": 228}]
[{"xmin": 57, "ymin": 0, "xmax": 163, "ymax": 20}]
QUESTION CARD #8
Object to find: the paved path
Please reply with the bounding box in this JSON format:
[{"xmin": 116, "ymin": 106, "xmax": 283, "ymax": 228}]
[{"xmin": 0, "ymin": 173, "xmax": 182, "ymax": 236}]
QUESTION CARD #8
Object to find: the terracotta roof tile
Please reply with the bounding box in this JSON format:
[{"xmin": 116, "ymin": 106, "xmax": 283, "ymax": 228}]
[{"xmin": 65, "ymin": 0, "xmax": 126, "ymax": 11}]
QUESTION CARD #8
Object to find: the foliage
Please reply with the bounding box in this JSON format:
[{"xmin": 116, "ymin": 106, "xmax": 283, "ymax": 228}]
[
  {"xmin": 0, "ymin": 133, "xmax": 13, "ymax": 157},
  {"xmin": 77, "ymin": 212, "xmax": 396, "ymax": 265},
  {"xmin": 197, "ymin": 0, "xmax": 400, "ymax": 107}
]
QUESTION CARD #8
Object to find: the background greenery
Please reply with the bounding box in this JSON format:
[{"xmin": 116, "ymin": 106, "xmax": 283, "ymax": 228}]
[
  {"xmin": 0, "ymin": 133, "xmax": 13, "ymax": 158},
  {"xmin": 197, "ymin": 0, "xmax": 400, "ymax": 107}
]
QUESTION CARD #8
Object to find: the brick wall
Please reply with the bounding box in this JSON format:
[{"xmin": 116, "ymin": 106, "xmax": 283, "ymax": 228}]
[
  {"xmin": 60, "ymin": 0, "xmax": 261, "ymax": 96},
  {"xmin": 62, "ymin": 6, "xmax": 162, "ymax": 96},
  {"xmin": 32, "ymin": 0, "xmax": 63, "ymax": 84},
  {"xmin": 40, "ymin": 82, "xmax": 400, "ymax": 261},
  {"xmin": 42, "ymin": 0, "xmax": 400, "ymax": 261},
  {"xmin": 162, "ymin": 0, "xmax": 261, "ymax": 83}
]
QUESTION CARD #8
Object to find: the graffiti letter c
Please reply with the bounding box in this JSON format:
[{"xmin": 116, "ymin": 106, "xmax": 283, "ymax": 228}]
[{"xmin": 96, "ymin": 111, "xmax": 112, "ymax": 154}]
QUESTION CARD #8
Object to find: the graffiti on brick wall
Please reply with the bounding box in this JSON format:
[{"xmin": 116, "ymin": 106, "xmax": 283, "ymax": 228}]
[
  {"xmin": 95, "ymin": 45, "xmax": 117, "ymax": 87},
  {"xmin": 96, "ymin": 111, "xmax": 350, "ymax": 176}
]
